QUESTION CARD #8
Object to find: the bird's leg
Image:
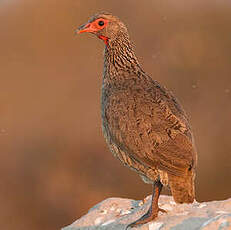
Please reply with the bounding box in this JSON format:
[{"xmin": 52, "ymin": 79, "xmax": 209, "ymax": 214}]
[{"xmin": 126, "ymin": 180, "xmax": 166, "ymax": 229}]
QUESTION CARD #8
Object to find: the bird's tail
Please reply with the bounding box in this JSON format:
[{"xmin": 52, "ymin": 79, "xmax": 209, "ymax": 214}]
[{"xmin": 168, "ymin": 170, "xmax": 196, "ymax": 203}]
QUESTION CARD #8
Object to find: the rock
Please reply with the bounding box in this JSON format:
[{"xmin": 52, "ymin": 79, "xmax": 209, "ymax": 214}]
[{"xmin": 62, "ymin": 195, "xmax": 231, "ymax": 230}]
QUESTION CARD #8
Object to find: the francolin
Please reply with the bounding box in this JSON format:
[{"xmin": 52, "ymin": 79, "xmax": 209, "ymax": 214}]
[{"xmin": 77, "ymin": 13, "xmax": 197, "ymax": 228}]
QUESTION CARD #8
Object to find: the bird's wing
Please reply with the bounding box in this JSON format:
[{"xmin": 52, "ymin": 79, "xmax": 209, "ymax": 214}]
[{"xmin": 103, "ymin": 80, "xmax": 196, "ymax": 177}]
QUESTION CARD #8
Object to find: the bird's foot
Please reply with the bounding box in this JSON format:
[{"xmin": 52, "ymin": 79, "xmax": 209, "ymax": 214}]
[
  {"xmin": 158, "ymin": 207, "xmax": 167, "ymax": 214},
  {"xmin": 126, "ymin": 207, "xmax": 166, "ymax": 229}
]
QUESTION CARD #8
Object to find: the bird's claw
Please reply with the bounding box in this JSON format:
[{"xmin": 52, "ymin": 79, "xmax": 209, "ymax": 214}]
[{"xmin": 125, "ymin": 207, "xmax": 167, "ymax": 229}]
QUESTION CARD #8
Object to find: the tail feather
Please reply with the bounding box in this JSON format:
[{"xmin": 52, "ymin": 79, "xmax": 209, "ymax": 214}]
[{"xmin": 168, "ymin": 169, "xmax": 195, "ymax": 203}]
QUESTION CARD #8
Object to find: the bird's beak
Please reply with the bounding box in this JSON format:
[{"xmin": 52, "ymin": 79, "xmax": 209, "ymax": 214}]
[
  {"xmin": 76, "ymin": 22, "xmax": 98, "ymax": 34},
  {"xmin": 76, "ymin": 23, "xmax": 91, "ymax": 34}
]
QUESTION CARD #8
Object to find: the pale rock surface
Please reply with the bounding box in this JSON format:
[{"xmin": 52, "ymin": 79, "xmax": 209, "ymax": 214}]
[{"xmin": 62, "ymin": 195, "xmax": 231, "ymax": 230}]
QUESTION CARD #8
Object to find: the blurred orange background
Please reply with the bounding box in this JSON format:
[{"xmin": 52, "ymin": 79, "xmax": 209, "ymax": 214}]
[{"xmin": 1, "ymin": 0, "xmax": 231, "ymax": 230}]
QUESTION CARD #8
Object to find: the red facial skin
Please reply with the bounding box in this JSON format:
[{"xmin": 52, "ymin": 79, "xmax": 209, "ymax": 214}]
[
  {"xmin": 97, "ymin": 35, "xmax": 109, "ymax": 45},
  {"xmin": 78, "ymin": 18, "xmax": 109, "ymax": 45}
]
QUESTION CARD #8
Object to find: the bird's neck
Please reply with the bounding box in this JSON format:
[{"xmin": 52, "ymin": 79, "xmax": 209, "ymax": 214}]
[{"xmin": 103, "ymin": 33, "xmax": 143, "ymax": 84}]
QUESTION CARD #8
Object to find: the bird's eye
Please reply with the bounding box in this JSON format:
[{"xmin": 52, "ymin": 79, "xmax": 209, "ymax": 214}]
[{"xmin": 98, "ymin": 20, "xmax": 104, "ymax": 26}]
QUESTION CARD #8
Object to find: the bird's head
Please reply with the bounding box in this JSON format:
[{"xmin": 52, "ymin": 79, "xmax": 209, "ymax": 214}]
[{"xmin": 76, "ymin": 13, "xmax": 128, "ymax": 45}]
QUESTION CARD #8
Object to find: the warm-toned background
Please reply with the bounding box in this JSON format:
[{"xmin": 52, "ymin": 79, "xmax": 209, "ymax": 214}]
[{"xmin": 1, "ymin": 0, "xmax": 231, "ymax": 230}]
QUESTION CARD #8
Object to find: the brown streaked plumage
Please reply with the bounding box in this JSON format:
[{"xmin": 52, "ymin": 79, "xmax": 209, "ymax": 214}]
[{"xmin": 77, "ymin": 13, "xmax": 197, "ymax": 228}]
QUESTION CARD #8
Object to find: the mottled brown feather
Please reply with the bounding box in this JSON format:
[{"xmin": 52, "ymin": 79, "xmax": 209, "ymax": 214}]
[{"xmin": 80, "ymin": 13, "xmax": 197, "ymax": 204}]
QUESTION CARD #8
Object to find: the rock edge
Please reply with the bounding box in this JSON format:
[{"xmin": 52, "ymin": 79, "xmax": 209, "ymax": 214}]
[{"xmin": 62, "ymin": 195, "xmax": 231, "ymax": 230}]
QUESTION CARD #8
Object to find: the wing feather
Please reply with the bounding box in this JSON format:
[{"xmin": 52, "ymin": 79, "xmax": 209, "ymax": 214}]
[{"xmin": 103, "ymin": 77, "xmax": 196, "ymax": 177}]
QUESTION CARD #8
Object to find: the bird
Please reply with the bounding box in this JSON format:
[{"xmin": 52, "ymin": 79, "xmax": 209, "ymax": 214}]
[{"xmin": 77, "ymin": 13, "xmax": 197, "ymax": 228}]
